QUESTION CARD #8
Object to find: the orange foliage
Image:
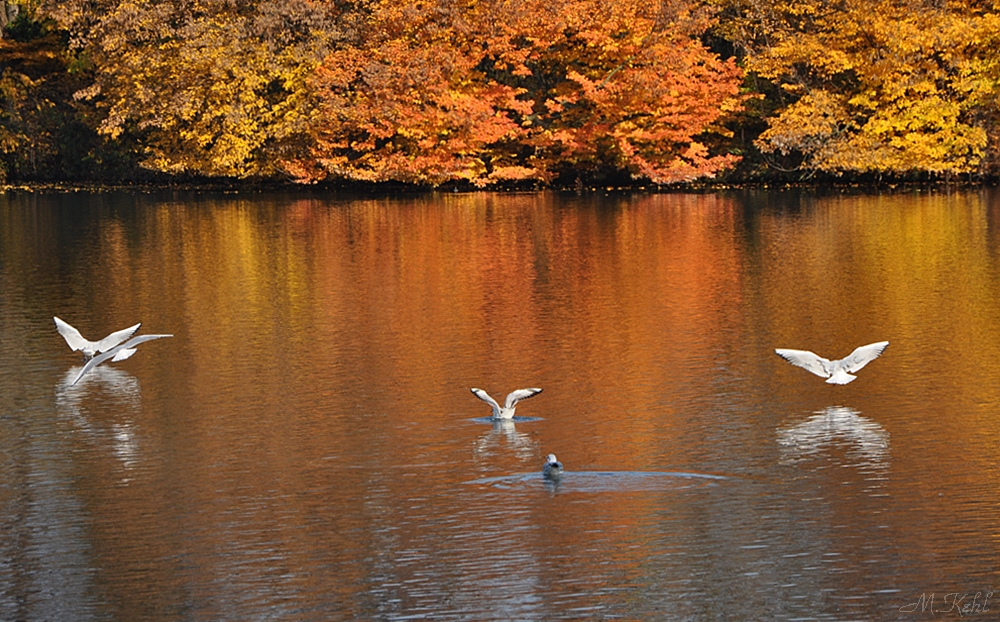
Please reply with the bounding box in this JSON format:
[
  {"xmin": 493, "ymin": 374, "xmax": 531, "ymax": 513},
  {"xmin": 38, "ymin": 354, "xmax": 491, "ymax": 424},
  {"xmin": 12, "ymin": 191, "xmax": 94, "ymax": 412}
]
[
  {"xmin": 27, "ymin": 0, "xmax": 1000, "ymax": 182},
  {"xmin": 299, "ymin": 0, "xmax": 745, "ymax": 186}
]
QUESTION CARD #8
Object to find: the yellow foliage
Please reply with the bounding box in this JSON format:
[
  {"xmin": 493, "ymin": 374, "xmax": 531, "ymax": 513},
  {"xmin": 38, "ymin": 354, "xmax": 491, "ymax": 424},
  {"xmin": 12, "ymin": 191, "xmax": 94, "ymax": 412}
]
[
  {"xmin": 44, "ymin": 0, "xmax": 339, "ymax": 178},
  {"xmin": 718, "ymin": 0, "xmax": 1000, "ymax": 175}
]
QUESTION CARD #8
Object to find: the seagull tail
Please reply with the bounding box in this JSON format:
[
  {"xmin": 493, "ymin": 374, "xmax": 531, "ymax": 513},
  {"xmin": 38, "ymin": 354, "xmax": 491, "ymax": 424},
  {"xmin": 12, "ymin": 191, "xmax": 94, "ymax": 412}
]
[{"xmin": 826, "ymin": 371, "xmax": 856, "ymax": 385}]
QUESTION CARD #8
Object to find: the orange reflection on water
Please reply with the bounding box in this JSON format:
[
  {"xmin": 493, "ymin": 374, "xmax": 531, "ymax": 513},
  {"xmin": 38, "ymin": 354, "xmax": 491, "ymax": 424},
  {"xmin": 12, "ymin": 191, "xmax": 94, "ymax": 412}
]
[{"xmin": 6, "ymin": 190, "xmax": 1000, "ymax": 619}]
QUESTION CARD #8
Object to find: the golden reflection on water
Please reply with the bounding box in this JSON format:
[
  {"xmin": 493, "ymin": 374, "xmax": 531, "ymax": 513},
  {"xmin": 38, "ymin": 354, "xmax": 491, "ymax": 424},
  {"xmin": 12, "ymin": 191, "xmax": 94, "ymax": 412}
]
[{"xmin": 3, "ymin": 189, "xmax": 1000, "ymax": 619}]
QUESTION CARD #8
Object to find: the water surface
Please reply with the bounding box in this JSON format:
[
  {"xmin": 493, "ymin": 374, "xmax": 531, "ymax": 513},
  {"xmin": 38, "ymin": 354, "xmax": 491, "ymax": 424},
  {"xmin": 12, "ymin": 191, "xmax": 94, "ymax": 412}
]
[{"xmin": 2, "ymin": 189, "xmax": 999, "ymax": 620}]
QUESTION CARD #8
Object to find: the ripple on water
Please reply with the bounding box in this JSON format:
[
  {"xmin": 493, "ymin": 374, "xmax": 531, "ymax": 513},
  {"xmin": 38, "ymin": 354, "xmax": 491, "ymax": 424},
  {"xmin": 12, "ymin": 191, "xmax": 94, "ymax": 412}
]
[
  {"xmin": 469, "ymin": 416, "xmax": 544, "ymax": 424},
  {"xmin": 464, "ymin": 470, "xmax": 730, "ymax": 492}
]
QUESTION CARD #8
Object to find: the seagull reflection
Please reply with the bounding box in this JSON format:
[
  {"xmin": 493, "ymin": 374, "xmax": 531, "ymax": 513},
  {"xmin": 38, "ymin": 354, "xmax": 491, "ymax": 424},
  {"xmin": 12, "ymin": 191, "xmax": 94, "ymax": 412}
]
[
  {"xmin": 777, "ymin": 406, "xmax": 889, "ymax": 468},
  {"xmin": 473, "ymin": 418, "xmax": 538, "ymax": 460},
  {"xmin": 58, "ymin": 365, "xmax": 142, "ymax": 401},
  {"xmin": 55, "ymin": 366, "xmax": 144, "ymax": 472}
]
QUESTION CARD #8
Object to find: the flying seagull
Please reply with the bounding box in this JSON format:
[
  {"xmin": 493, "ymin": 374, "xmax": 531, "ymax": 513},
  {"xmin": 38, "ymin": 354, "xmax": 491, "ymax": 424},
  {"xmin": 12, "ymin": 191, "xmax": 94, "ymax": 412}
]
[
  {"xmin": 775, "ymin": 341, "xmax": 889, "ymax": 385},
  {"xmin": 55, "ymin": 316, "xmax": 141, "ymax": 360},
  {"xmin": 71, "ymin": 333, "xmax": 173, "ymax": 386},
  {"xmin": 543, "ymin": 454, "xmax": 564, "ymax": 479},
  {"xmin": 470, "ymin": 387, "xmax": 543, "ymax": 420}
]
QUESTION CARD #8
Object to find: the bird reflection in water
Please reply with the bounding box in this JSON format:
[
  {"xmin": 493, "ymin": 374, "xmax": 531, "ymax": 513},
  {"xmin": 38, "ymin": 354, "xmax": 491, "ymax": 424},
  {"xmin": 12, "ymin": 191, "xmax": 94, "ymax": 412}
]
[
  {"xmin": 776, "ymin": 406, "xmax": 890, "ymax": 471},
  {"xmin": 56, "ymin": 366, "xmax": 144, "ymax": 473},
  {"xmin": 473, "ymin": 418, "xmax": 539, "ymax": 461}
]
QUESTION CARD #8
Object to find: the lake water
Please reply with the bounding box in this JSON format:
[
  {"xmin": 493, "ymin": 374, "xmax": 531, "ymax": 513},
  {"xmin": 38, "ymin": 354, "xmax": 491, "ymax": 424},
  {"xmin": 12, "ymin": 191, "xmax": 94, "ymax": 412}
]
[{"xmin": 2, "ymin": 189, "xmax": 999, "ymax": 620}]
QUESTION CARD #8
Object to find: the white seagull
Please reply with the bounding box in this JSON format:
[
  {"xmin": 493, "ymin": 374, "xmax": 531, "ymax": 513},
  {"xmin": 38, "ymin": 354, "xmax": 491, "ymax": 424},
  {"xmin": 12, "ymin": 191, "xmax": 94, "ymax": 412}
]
[
  {"xmin": 775, "ymin": 341, "xmax": 889, "ymax": 385},
  {"xmin": 54, "ymin": 316, "xmax": 141, "ymax": 360},
  {"xmin": 71, "ymin": 333, "xmax": 173, "ymax": 386},
  {"xmin": 470, "ymin": 387, "xmax": 543, "ymax": 420},
  {"xmin": 543, "ymin": 454, "xmax": 563, "ymax": 479}
]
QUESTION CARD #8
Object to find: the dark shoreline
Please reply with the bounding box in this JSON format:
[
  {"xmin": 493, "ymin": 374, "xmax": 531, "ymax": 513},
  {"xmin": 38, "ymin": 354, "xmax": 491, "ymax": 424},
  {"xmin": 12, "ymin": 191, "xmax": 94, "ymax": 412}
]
[{"xmin": 2, "ymin": 178, "xmax": 997, "ymax": 197}]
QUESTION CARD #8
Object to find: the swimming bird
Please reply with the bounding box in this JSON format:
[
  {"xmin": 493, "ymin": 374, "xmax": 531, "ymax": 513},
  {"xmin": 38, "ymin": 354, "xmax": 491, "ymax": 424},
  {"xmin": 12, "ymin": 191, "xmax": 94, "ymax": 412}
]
[
  {"xmin": 543, "ymin": 454, "xmax": 563, "ymax": 479},
  {"xmin": 71, "ymin": 333, "xmax": 173, "ymax": 386},
  {"xmin": 55, "ymin": 317, "xmax": 141, "ymax": 360},
  {"xmin": 774, "ymin": 341, "xmax": 889, "ymax": 385},
  {"xmin": 470, "ymin": 387, "xmax": 543, "ymax": 420}
]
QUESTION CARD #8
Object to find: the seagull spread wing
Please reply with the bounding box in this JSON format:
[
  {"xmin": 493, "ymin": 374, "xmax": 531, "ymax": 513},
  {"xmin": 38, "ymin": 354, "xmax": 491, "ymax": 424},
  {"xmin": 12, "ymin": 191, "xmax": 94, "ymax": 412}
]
[
  {"xmin": 839, "ymin": 341, "xmax": 889, "ymax": 373},
  {"xmin": 72, "ymin": 334, "xmax": 173, "ymax": 386},
  {"xmin": 94, "ymin": 322, "xmax": 141, "ymax": 354},
  {"xmin": 471, "ymin": 388, "xmax": 501, "ymax": 417},
  {"xmin": 504, "ymin": 388, "xmax": 543, "ymax": 409},
  {"xmin": 774, "ymin": 348, "xmax": 832, "ymax": 378},
  {"xmin": 55, "ymin": 317, "xmax": 142, "ymax": 356},
  {"xmin": 54, "ymin": 317, "xmax": 90, "ymax": 352}
]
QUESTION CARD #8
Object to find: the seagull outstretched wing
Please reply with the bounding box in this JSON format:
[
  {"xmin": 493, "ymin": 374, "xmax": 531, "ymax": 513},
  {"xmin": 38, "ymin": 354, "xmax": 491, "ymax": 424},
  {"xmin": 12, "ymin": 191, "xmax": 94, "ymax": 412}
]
[
  {"xmin": 774, "ymin": 349, "xmax": 832, "ymax": 379},
  {"xmin": 840, "ymin": 341, "xmax": 890, "ymax": 373},
  {"xmin": 55, "ymin": 316, "xmax": 141, "ymax": 357},
  {"xmin": 504, "ymin": 388, "xmax": 543, "ymax": 409},
  {"xmin": 94, "ymin": 323, "xmax": 142, "ymax": 353},
  {"xmin": 54, "ymin": 317, "xmax": 90, "ymax": 352},
  {"xmin": 72, "ymin": 333, "xmax": 173, "ymax": 386},
  {"xmin": 471, "ymin": 388, "xmax": 502, "ymax": 418}
]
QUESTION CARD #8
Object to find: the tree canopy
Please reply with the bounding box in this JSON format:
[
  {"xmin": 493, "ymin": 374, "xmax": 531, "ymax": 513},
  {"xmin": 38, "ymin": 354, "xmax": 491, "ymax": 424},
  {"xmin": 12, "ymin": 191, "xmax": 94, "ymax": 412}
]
[
  {"xmin": 42, "ymin": 0, "xmax": 343, "ymax": 177},
  {"xmin": 297, "ymin": 0, "xmax": 744, "ymax": 186},
  {"xmin": 714, "ymin": 0, "xmax": 1000, "ymax": 176},
  {"xmin": 0, "ymin": 0, "xmax": 997, "ymax": 184}
]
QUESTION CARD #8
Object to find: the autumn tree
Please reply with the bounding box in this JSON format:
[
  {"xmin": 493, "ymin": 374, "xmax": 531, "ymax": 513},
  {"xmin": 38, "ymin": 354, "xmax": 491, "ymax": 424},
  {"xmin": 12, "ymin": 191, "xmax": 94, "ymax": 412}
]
[
  {"xmin": 0, "ymin": 4, "xmax": 141, "ymax": 183},
  {"xmin": 966, "ymin": 10, "xmax": 1000, "ymax": 173},
  {"xmin": 0, "ymin": 1, "xmax": 19, "ymax": 34},
  {"xmin": 299, "ymin": 0, "xmax": 745, "ymax": 186},
  {"xmin": 39, "ymin": 0, "xmax": 344, "ymax": 178},
  {"xmin": 713, "ymin": 0, "xmax": 1000, "ymax": 176}
]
